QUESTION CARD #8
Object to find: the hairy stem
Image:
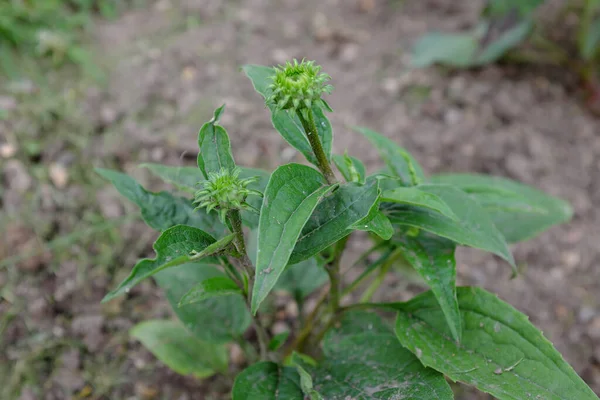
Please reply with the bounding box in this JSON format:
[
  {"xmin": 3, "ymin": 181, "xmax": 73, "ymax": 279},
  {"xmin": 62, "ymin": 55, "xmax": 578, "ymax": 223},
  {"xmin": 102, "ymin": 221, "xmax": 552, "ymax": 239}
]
[
  {"xmin": 325, "ymin": 236, "xmax": 349, "ymax": 312},
  {"xmin": 226, "ymin": 209, "xmax": 269, "ymax": 360},
  {"xmin": 296, "ymin": 109, "xmax": 337, "ymax": 185}
]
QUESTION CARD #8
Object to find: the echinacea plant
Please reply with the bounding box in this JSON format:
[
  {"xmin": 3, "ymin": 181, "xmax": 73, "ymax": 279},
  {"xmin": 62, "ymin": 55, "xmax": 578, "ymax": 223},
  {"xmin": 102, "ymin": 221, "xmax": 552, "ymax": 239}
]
[{"xmin": 97, "ymin": 59, "xmax": 598, "ymax": 399}]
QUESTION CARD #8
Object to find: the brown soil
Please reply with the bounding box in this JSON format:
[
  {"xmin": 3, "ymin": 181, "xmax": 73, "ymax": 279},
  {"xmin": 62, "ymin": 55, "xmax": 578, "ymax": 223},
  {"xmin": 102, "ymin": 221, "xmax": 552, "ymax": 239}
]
[{"xmin": 2, "ymin": 0, "xmax": 599, "ymax": 399}]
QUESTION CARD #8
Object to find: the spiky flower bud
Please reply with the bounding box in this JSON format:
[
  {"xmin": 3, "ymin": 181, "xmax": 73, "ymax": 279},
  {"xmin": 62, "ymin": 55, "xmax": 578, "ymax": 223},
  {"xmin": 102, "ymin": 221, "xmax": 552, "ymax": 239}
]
[
  {"xmin": 193, "ymin": 167, "xmax": 261, "ymax": 222},
  {"xmin": 266, "ymin": 59, "xmax": 333, "ymax": 115}
]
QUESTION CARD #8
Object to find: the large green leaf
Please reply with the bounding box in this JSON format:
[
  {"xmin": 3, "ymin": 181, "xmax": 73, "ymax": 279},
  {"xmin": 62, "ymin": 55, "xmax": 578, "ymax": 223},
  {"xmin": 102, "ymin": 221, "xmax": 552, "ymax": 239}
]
[
  {"xmin": 140, "ymin": 164, "xmax": 201, "ymax": 193},
  {"xmin": 395, "ymin": 287, "xmax": 598, "ymax": 400},
  {"xmin": 382, "ymin": 186, "xmax": 459, "ymax": 221},
  {"xmin": 353, "ymin": 127, "xmax": 424, "ymax": 186},
  {"xmin": 102, "ymin": 225, "xmax": 219, "ymax": 303},
  {"xmin": 313, "ymin": 311, "xmax": 453, "ymax": 399},
  {"xmin": 429, "ymin": 173, "xmax": 573, "ymax": 243},
  {"xmin": 96, "ymin": 168, "xmax": 225, "ymax": 236},
  {"xmin": 412, "ymin": 18, "xmax": 532, "ymax": 68},
  {"xmin": 178, "ymin": 276, "xmax": 242, "ymax": 307},
  {"xmin": 197, "ymin": 105, "xmax": 236, "ymax": 178},
  {"xmin": 154, "ymin": 263, "xmax": 251, "ymax": 343},
  {"xmin": 412, "ymin": 31, "xmax": 479, "ymax": 68},
  {"xmin": 289, "ymin": 178, "xmax": 380, "ymax": 264},
  {"xmin": 253, "ymin": 164, "xmax": 334, "ymax": 314},
  {"xmin": 393, "ymin": 234, "xmax": 460, "ymax": 342},
  {"xmin": 232, "ymin": 362, "xmax": 304, "ymax": 400},
  {"xmin": 130, "ymin": 320, "xmax": 228, "ymax": 378},
  {"xmin": 242, "ymin": 64, "xmax": 333, "ymax": 165},
  {"xmin": 274, "ymin": 257, "xmax": 328, "ymax": 301},
  {"xmin": 385, "ymin": 184, "xmax": 516, "ymax": 272},
  {"xmin": 142, "ymin": 163, "xmax": 270, "ymax": 229}
]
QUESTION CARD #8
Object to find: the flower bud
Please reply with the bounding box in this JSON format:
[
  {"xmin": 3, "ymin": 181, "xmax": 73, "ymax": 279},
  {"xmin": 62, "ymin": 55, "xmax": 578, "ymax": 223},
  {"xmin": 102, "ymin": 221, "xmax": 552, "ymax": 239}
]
[
  {"xmin": 266, "ymin": 59, "xmax": 333, "ymax": 114},
  {"xmin": 193, "ymin": 167, "xmax": 261, "ymax": 222}
]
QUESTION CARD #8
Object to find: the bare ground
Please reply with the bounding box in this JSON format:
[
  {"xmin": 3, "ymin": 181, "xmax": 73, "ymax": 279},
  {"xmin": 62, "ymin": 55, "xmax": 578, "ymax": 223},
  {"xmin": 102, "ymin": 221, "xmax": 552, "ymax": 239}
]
[{"xmin": 1, "ymin": 0, "xmax": 600, "ymax": 399}]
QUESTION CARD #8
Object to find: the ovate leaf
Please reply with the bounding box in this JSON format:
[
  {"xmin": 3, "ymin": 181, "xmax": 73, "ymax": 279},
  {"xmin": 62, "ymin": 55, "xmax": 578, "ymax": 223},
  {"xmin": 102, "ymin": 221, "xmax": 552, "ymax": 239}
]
[
  {"xmin": 382, "ymin": 186, "xmax": 459, "ymax": 220},
  {"xmin": 131, "ymin": 320, "xmax": 227, "ymax": 378},
  {"xmin": 102, "ymin": 225, "xmax": 217, "ymax": 302},
  {"xmin": 242, "ymin": 65, "xmax": 333, "ymax": 165},
  {"xmin": 178, "ymin": 276, "xmax": 242, "ymax": 307},
  {"xmin": 140, "ymin": 164, "xmax": 202, "ymax": 193},
  {"xmin": 393, "ymin": 234, "xmax": 460, "ymax": 342},
  {"xmin": 197, "ymin": 105, "xmax": 236, "ymax": 178},
  {"xmin": 395, "ymin": 287, "xmax": 598, "ymax": 400},
  {"xmin": 155, "ymin": 263, "xmax": 251, "ymax": 343},
  {"xmin": 385, "ymin": 184, "xmax": 515, "ymax": 272},
  {"xmin": 412, "ymin": 31, "xmax": 478, "ymax": 68},
  {"xmin": 332, "ymin": 153, "xmax": 366, "ymax": 184},
  {"xmin": 429, "ymin": 173, "xmax": 573, "ymax": 242},
  {"xmin": 232, "ymin": 362, "xmax": 304, "ymax": 400},
  {"xmin": 289, "ymin": 178, "xmax": 380, "ymax": 264},
  {"xmin": 313, "ymin": 312, "xmax": 453, "ymax": 399},
  {"xmin": 96, "ymin": 168, "xmax": 225, "ymax": 236},
  {"xmin": 253, "ymin": 164, "xmax": 334, "ymax": 314},
  {"xmin": 353, "ymin": 127, "xmax": 424, "ymax": 186},
  {"xmin": 142, "ymin": 163, "xmax": 270, "ymax": 229}
]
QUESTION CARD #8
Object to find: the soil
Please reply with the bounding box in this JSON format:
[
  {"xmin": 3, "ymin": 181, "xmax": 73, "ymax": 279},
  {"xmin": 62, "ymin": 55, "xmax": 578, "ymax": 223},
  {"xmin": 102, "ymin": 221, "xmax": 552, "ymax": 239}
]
[{"xmin": 1, "ymin": 0, "xmax": 600, "ymax": 399}]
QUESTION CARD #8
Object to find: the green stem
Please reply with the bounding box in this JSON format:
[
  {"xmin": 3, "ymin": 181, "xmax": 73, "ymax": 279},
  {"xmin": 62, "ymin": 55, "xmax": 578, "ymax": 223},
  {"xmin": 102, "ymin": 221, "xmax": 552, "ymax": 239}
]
[
  {"xmin": 359, "ymin": 260, "xmax": 392, "ymax": 303},
  {"xmin": 325, "ymin": 236, "xmax": 349, "ymax": 312},
  {"xmin": 226, "ymin": 209, "xmax": 269, "ymax": 360},
  {"xmin": 341, "ymin": 247, "xmax": 396, "ymax": 297},
  {"xmin": 296, "ymin": 108, "xmax": 337, "ymax": 185}
]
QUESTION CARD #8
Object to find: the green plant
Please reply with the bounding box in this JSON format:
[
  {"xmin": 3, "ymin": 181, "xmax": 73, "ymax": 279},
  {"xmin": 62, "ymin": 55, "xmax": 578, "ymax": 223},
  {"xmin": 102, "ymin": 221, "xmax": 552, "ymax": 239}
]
[
  {"xmin": 97, "ymin": 59, "xmax": 596, "ymax": 399},
  {"xmin": 0, "ymin": 0, "xmax": 123, "ymax": 77},
  {"xmin": 412, "ymin": 0, "xmax": 600, "ymax": 113}
]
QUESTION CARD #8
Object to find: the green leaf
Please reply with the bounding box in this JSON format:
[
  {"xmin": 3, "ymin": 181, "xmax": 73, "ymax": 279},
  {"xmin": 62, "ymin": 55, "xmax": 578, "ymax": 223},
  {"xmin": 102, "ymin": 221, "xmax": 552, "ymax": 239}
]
[
  {"xmin": 102, "ymin": 225, "xmax": 218, "ymax": 302},
  {"xmin": 295, "ymin": 363, "xmax": 323, "ymax": 400},
  {"xmin": 393, "ymin": 234, "xmax": 460, "ymax": 342},
  {"xmin": 350, "ymin": 205, "xmax": 394, "ymax": 240},
  {"xmin": 268, "ymin": 331, "xmax": 290, "ymax": 351},
  {"xmin": 242, "ymin": 64, "xmax": 333, "ymax": 165},
  {"xmin": 141, "ymin": 163, "xmax": 270, "ymax": 229},
  {"xmin": 429, "ymin": 173, "xmax": 573, "ymax": 243},
  {"xmin": 197, "ymin": 105, "xmax": 236, "ymax": 178},
  {"xmin": 96, "ymin": 168, "xmax": 225, "ymax": 236},
  {"xmin": 484, "ymin": 0, "xmax": 545, "ymax": 16},
  {"xmin": 412, "ymin": 18, "xmax": 532, "ymax": 68},
  {"xmin": 141, "ymin": 164, "xmax": 202, "ymax": 193},
  {"xmin": 274, "ymin": 257, "xmax": 328, "ymax": 300},
  {"xmin": 313, "ymin": 311, "xmax": 453, "ymax": 399},
  {"xmin": 581, "ymin": 17, "xmax": 600, "ymax": 60},
  {"xmin": 382, "ymin": 186, "xmax": 459, "ymax": 221},
  {"xmin": 476, "ymin": 19, "xmax": 532, "ymax": 65},
  {"xmin": 252, "ymin": 164, "xmax": 334, "ymax": 314},
  {"xmin": 155, "ymin": 263, "xmax": 251, "ymax": 343},
  {"xmin": 232, "ymin": 362, "xmax": 304, "ymax": 400},
  {"xmin": 130, "ymin": 320, "xmax": 228, "ymax": 378},
  {"xmin": 289, "ymin": 178, "xmax": 380, "ymax": 264},
  {"xmin": 178, "ymin": 276, "xmax": 242, "ymax": 307},
  {"xmin": 385, "ymin": 184, "xmax": 516, "ymax": 272},
  {"xmin": 412, "ymin": 31, "xmax": 478, "ymax": 68},
  {"xmin": 353, "ymin": 127, "xmax": 424, "ymax": 186},
  {"xmin": 395, "ymin": 287, "xmax": 598, "ymax": 400},
  {"xmin": 332, "ymin": 153, "xmax": 366, "ymax": 184}
]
